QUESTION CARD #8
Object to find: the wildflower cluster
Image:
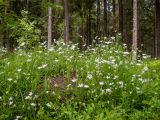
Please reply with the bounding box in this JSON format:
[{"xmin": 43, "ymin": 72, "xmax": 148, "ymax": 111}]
[{"xmin": 0, "ymin": 37, "xmax": 159, "ymax": 119}]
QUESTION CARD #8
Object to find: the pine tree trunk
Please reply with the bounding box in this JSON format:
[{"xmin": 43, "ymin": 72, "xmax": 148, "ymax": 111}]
[
  {"xmin": 4, "ymin": 0, "xmax": 10, "ymax": 50},
  {"xmin": 55, "ymin": 0, "xmax": 59, "ymax": 3},
  {"xmin": 26, "ymin": 0, "xmax": 29, "ymax": 10},
  {"xmin": 104, "ymin": 0, "xmax": 108, "ymax": 36},
  {"xmin": 155, "ymin": 0, "xmax": 160, "ymax": 57},
  {"xmin": 132, "ymin": 0, "xmax": 138, "ymax": 61},
  {"xmin": 112, "ymin": 0, "xmax": 116, "ymax": 36},
  {"xmin": 64, "ymin": 0, "xmax": 69, "ymax": 44},
  {"xmin": 48, "ymin": 7, "xmax": 52, "ymax": 48},
  {"xmin": 87, "ymin": 0, "xmax": 92, "ymax": 45},
  {"xmin": 118, "ymin": 0, "xmax": 123, "ymax": 40},
  {"xmin": 96, "ymin": 0, "xmax": 100, "ymax": 43}
]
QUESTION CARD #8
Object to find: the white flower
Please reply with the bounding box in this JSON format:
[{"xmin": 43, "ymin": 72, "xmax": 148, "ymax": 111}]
[
  {"xmin": 105, "ymin": 41, "xmax": 112, "ymax": 44},
  {"xmin": 25, "ymin": 96, "xmax": 31, "ymax": 100},
  {"xmin": 136, "ymin": 63, "xmax": 142, "ymax": 66},
  {"xmin": 87, "ymin": 74, "xmax": 93, "ymax": 80},
  {"xmin": 16, "ymin": 116, "xmax": 22, "ymax": 120},
  {"xmin": 77, "ymin": 84, "xmax": 89, "ymax": 88},
  {"xmin": 55, "ymin": 60, "xmax": 59, "ymax": 62},
  {"xmin": 46, "ymin": 102, "xmax": 52, "ymax": 108},
  {"xmin": 104, "ymin": 37, "xmax": 107, "ymax": 39},
  {"xmin": 118, "ymin": 33, "xmax": 121, "ymax": 36},
  {"xmin": 84, "ymin": 85, "xmax": 89, "ymax": 88},
  {"xmin": 29, "ymin": 92, "xmax": 33, "ymax": 96},
  {"xmin": 118, "ymin": 81, "xmax": 124, "ymax": 88},
  {"xmin": 0, "ymin": 96, "xmax": 2, "ymax": 100},
  {"xmin": 9, "ymin": 101, "xmax": 13, "ymax": 105},
  {"xmin": 105, "ymin": 76, "xmax": 110, "ymax": 79},
  {"xmin": 111, "ymin": 36, "xmax": 115, "ymax": 40},
  {"xmin": 113, "ymin": 75, "xmax": 119, "ymax": 80},
  {"xmin": 9, "ymin": 97, "xmax": 13, "ymax": 101},
  {"xmin": 123, "ymin": 52, "xmax": 130, "ymax": 55},
  {"xmin": 38, "ymin": 51, "xmax": 42, "ymax": 53},
  {"xmin": 71, "ymin": 78, "xmax": 77, "ymax": 83},
  {"xmin": 143, "ymin": 66, "xmax": 148, "ymax": 71},
  {"xmin": 38, "ymin": 64, "xmax": 47, "ymax": 69},
  {"xmin": 30, "ymin": 103, "xmax": 36, "ymax": 107},
  {"xmin": 41, "ymin": 64, "xmax": 47, "ymax": 68},
  {"xmin": 105, "ymin": 89, "xmax": 112, "ymax": 93},
  {"xmin": 14, "ymin": 80, "xmax": 17, "ymax": 83},
  {"xmin": 99, "ymin": 82, "xmax": 104, "ymax": 86},
  {"xmin": 71, "ymin": 45, "xmax": 76, "ymax": 50},
  {"xmin": 78, "ymin": 84, "xmax": 84, "ymax": 88},
  {"xmin": 27, "ymin": 59, "xmax": 31, "ymax": 62},
  {"xmin": 109, "ymin": 82, "xmax": 114, "ymax": 86},
  {"xmin": 20, "ymin": 42, "xmax": 25, "ymax": 46},
  {"xmin": 17, "ymin": 69, "xmax": 22, "ymax": 72},
  {"xmin": 7, "ymin": 78, "xmax": 13, "ymax": 82}
]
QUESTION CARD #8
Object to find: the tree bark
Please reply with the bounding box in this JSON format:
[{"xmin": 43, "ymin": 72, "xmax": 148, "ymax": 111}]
[
  {"xmin": 104, "ymin": 0, "xmax": 108, "ymax": 36},
  {"xmin": 132, "ymin": 0, "xmax": 138, "ymax": 61},
  {"xmin": 86, "ymin": 0, "xmax": 92, "ymax": 45},
  {"xmin": 64, "ymin": 0, "xmax": 69, "ymax": 44},
  {"xmin": 55, "ymin": 0, "xmax": 60, "ymax": 3},
  {"xmin": 48, "ymin": 7, "xmax": 52, "ymax": 48},
  {"xmin": 26, "ymin": 0, "xmax": 29, "ymax": 10},
  {"xmin": 118, "ymin": 0, "xmax": 123, "ymax": 40},
  {"xmin": 155, "ymin": 0, "xmax": 160, "ymax": 57},
  {"xmin": 96, "ymin": 0, "xmax": 100, "ymax": 43},
  {"xmin": 112, "ymin": 0, "xmax": 116, "ymax": 35},
  {"xmin": 4, "ymin": 0, "xmax": 10, "ymax": 50}
]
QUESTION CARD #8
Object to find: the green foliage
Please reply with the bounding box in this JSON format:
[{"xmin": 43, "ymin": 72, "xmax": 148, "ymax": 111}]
[
  {"xmin": 0, "ymin": 37, "xmax": 160, "ymax": 119},
  {"xmin": 8, "ymin": 10, "xmax": 41, "ymax": 49}
]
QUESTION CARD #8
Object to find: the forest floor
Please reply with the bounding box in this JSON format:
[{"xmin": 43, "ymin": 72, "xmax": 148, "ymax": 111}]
[{"xmin": 0, "ymin": 40, "xmax": 160, "ymax": 120}]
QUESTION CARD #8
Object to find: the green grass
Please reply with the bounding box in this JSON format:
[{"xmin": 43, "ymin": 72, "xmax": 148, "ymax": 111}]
[{"xmin": 0, "ymin": 40, "xmax": 160, "ymax": 120}]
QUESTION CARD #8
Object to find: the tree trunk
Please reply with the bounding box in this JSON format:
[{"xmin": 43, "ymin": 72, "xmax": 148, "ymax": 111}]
[
  {"xmin": 48, "ymin": 7, "xmax": 52, "ymax": 48},
  {"xmin": 87, "ymin": 0, "xmax": 92, "ymax": 45},
  {"xmin": 4, "ymin": 0, "xmax": 10, "ymax": 50},
  {"xmin": 26, "ymin": 0, "xmax": 29, "ymax": 10},
  {"xmin": 118, "ymin": 0, "xmax": 123, "ymax": 40},
  {"xmin": 137, "ymin": 0, "xmax": 141, "ymax": 58},
  {"xmin": 64, "ymin": 0, "xmax": 69, "ymax": 44},
  {"xmin": 104, "ymin": 0, "xmax": 108, "ymax": 36},
  {"xmin": 132, "ymin": 0, "xmax": 138, "ymax": 61},
  {"xmin": 112, "ymin": 0, "xmax": 116, "ymax": 35},
  {"xmin": 55, "ymin": 0, "xmax": 60, "ymax": 3},
  {"xmin": 96, "ymin": 0, "xmax": 100, "ymax": 43},
  {"xmin": 155, "ymin": 0, "xmax": 160, "ymax": 57}
]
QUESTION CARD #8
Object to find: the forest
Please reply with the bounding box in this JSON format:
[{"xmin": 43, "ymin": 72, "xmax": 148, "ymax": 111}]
[{"xmin": 0, "ymin": 0, "xmax": 160, "ymax": 119}]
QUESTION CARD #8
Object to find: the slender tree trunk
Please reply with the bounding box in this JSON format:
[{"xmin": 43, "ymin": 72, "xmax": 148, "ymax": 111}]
[
  {"xmin": 118, "ymin": 0, "xmax": 123, "ymax": 40},
  {"xmin": 55, "ymin": 0, "xmax": 59, "ymax": 3},
  {"xmin": 112, "ymin": 0, "xmax": 116, "ymax": 35},
  {"xmin": 48, "ymin": 7, "xmax": 52, "ymax": 48},
  {"xmin": 107, "ymin": 0, "xmax": 110, "ymax": 35},
  {"xmin": 26, "ymin": 0, "xmax": 29, "ymax": 10},
  {"xmin": 137, "ymin": 0, "xmax": 141, "ymax": 58},
  {"xmin": 155, "ymin": 0, "xmax": 160, "ymax": 57},
  {"xmin": 64, "ymin": 0, "xmax": 69, "ymax": 44},
  {"xmin": 96, "ymin": 0, "xmax": 100, "ymax": 43},
  {"xmin": 87, "ymin": 0, "xmax": 92, "ymax": 45},
  {"xmin": 4, "ymin": 0, "xmax": 10, "ymax": 50},
  {"xmin": 104, "ymin": 0, "xmax": 108, "ymax": 36},
  {"xmin": 132, "ymin": 0, "xmax": 138, "ymax": 61}
]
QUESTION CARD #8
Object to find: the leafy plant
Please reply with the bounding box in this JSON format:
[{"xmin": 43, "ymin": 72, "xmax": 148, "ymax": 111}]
[{"xmin": 8, "ymin": 10, "xmax": 41, "ymax": 49}]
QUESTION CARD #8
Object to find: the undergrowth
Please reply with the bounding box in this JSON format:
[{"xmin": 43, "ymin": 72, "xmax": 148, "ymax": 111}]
[{"xmin": 0, "ymin": 38, "xmax": 160, "ymax": 120}]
